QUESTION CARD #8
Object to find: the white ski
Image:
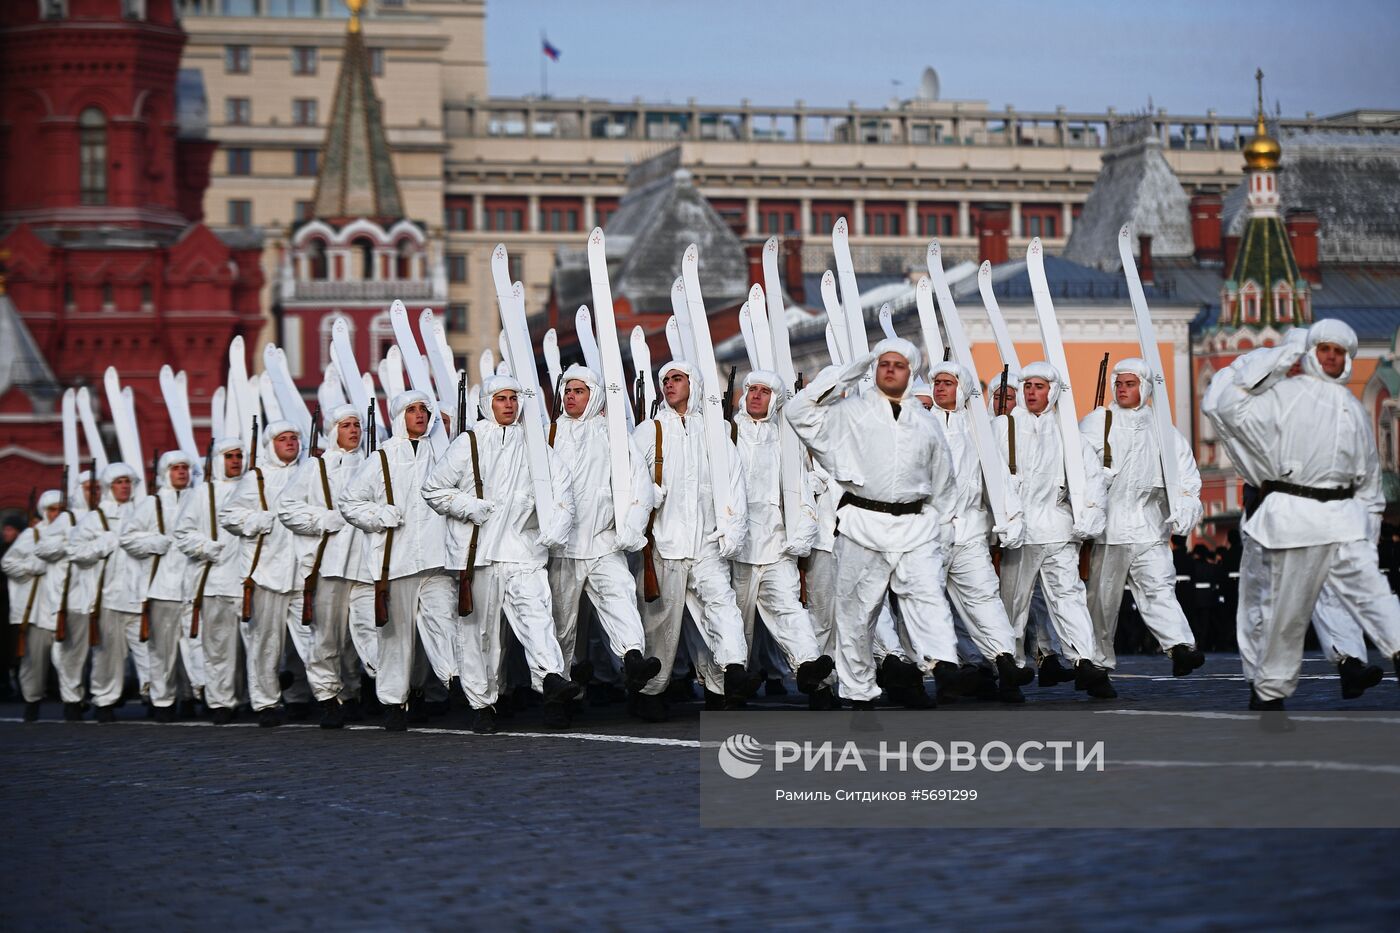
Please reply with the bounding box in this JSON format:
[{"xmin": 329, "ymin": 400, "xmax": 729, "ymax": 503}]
[
  {"xmin": 76, "ymin": 386, "xmax": 109, "ymax": 474},
  {"xmin": 586, "ymin": 226, "xmax": 638, "ymax": 536},
  {"xmin": 976, "ymin": 260, "xmax": 1022, "ymax": 371},
  {"xmin": 419, "ymin": 309, "xmax": 460, "ymax": 419},
  {"xmin": 737, "ymin": 302, "xmax": 760, "ymax": 371},
  {"xmin": 913, "ymin": 276, "xmax": 947, "ymax": 365},
  {"xmin": 668, "ymin": 276, "xmax": 700, "ymax": 367},
  {"xmin": 574, "ymin": 305, "xmax": 604, "ymax": 376},
  {"xmin": 831, "ymin": 217, "xmax": 871, "ymax": 363},
  {"xmin": 478, "ymin": 348, "xmax": 495, "ymax": 387},
  {"xmin": 824, "ymin": 323, "xmax": 845, "ymax": 367},
  {"xmin": 878, "ymin": 303, "xmax": 898, "ymax": 342},
  {"xmin": 746, "ymin": 284, "xmax": 776, "ymax": 372},
  {"xmin": 103, "ymin": 367, "xmax": 144, "ymax": 495},
  {"xmin": 490, "ymin": 244, "xmax": 556, "ymax": 524},
  {"xmin": 664, "ymin": 315, "xmax": 685, "ymax": 363},
  {"xmin": 496, "ymin": 329, "xmax": 513, "ymax": 378},
  {"xmin": 542, "ymin": 328, "xmax": 562, "ymax": 400},
  {"xmin": 754, "ymin": 257, "xmax": 808, "ymax": 554},
  {"xmin": 927, "ymin": 241, "xmax": 1011, "ymax": 526},
  {"xmin": 1026, "ymin": 238, "xmax": 1088, "ymax": 525},
  {"xmin": 630, "ymin": 325, "xmax": 656, "ymax": 416},
  {"xmin": 818, "ymin": 270, "xmax": 850, "ymax": 362},
  {"xmin": 378, "ymin": 346, "xmax": 406, "ymax": 402},
  {"xmin": 679, "ymin": 244, "xmax": 737, "ymax": 528},
  {"xmin": 262, "ymin": 344, "xmax": 312, "ymax": 442},
  {"xmin": 159, "ymin": 365, "xmax": 200, "ymax": 463},
  {"xmin": 1118, "ymin": 224, "xmax": 1182, "ymax": 516},
  {"xmin": 227, "ymin": 336, "xmax": 258, "ymax": 447},
  {"xmin": 61, "ymin": 388, "xmax": 80, "ymax": 501}
]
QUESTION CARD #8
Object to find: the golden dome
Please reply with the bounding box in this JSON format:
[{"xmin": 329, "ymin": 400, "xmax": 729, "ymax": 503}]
[{"xmin": 1244, "ymin": 69, "xmax": 1281, "ymax": 172}]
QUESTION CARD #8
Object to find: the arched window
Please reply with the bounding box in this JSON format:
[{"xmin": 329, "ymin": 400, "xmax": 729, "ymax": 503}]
[
  {"xmin": 1273, "ymin": 281, "xmax": 1293, "ymax": 323},
  {"xmin": 353, "ymin": 237, "xmax": 376, "ymax": 280},
  {"xmin": 370, "ymin": 311, "xmax": 395, "ymax": 367},
  {"xmin": 1240, "ymin": 281, "xmax": 1261, "ymax": 325},
  {"xmin": 396, "ymin": 239, "xmax": 415, "ymax": 280},
  {"xmin": 307, "ymin": 238, "xmax": 328, "ymax": 280},
  {"xmin": 79, "ymin": 107, "xmax": 107, "ymax": 205},
  {"xmin": 320, "ymin": 314, "xmax": 351, "ymax": 372}
]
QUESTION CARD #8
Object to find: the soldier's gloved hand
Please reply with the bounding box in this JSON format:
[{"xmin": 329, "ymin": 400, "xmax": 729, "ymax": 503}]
[
  {"xmin": 99, "ymin": 531, "xmax": 120, "ymax": 554},
  {"xmin": 202, "ymin": 538, "xmax": 230, "ymax": 561},
  {"xmin": 147, "ymin": 536, "xmax": 172, "ymax": 556},
  {"xmin": 464, "ymin": 500, "xmax": 495, "ymax": 525},
  {"xmin": 321, "ymin": 510, "xmax": 347, "ymax": 533},
  {"xmin": 651, "ymin": 483, "xmax": 666, "ymax": 507},
  {"xmin": 1071, "ymin": 506, "xmax": 1105, "ymax": 541},
  {"xmin": 1167, "ymin": 504, "xmax": 1198, "ymax": 537},
  {"xmin": 781, "ymin": 539, "xmax": 812, "ymax": 559},
  {"xmin": 616, "ymin": 529, "xmax": 647, "ymax": 553},
  {"xmin": 994, "ymin": 516, "xmax": 1025, "ymax": 550},
  {"xmin": 537, "ymin": 527, "xmax": 567, "ymax": 550},
  {"xmin": 839, "ymin": 351, "xmax": 879, "ymax": 386},
  {"xmin": 378, "ymin": 504, "xmax": 404, "ymax": 529},
  {"xmin": 248, "ymin": 512, "xmax": 275, "ymax": 535},
  {"xmin": 35, "ymin": 536, "xmax": 68, "ymax": 561}
]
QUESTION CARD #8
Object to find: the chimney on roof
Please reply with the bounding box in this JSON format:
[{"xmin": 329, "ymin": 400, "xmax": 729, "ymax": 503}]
[
  {"xmin": 977, "ymin": 205, "xmax": 1011, "ymax": 266},
  {"xmin": 1223, "ymin": 234, "xmax": 1241, "ymax": 278},
  {"xmin": 1286, "ymin": 209, "xmax": 1321, "ymax": 285},
  {"xmin": 1137, "ymin": 234, "xmax": 1154, "ymax": 286},
  {"xmin": 744, "ymin": 241, "xmax": 764, "ymax": 292},
  {"xmin": 1189, "ymin": 194, "xmax": 1223, "ymax": 266},
  {"xmin": 783, "ymin": 236, "xmax": 805, "ymax": 304}
]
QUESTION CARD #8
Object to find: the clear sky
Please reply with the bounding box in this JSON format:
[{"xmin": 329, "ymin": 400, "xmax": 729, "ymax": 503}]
[{"xmin": 485, "ymin": 0, "xmax": 1400, "ymax": 117}]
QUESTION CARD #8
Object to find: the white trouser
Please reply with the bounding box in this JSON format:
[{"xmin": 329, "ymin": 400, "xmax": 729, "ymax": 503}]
[
  {"xmin": 873, "ymin": 597, "xmax": 906, "ymax": 661},
  {"xmin": 306, "ymin": 578, "xmax": 364, "ymax": 703},
  {"xmin": 122, "ymin": 611, "xmax": 149, "ymax": 693},
  {"xmin": 146, "ymin": 599, "xmax": 186, "ymax": 708},
  {"xmin": 805, "ymin": 549, "xmax": 838, "ymax": 686},
  {"xmin": 243, "ymin": 587, "xmax": 293, "ymax": 712},
  {"xmin": 178, "ymin": 603, "xmax": 205, "ymax": 694},
  {"xmin": 200, "ymin": 596, "xmax": 242, "ymax": 711},
  {"xmin": 1086, "ymin": 540, "xmax": 1197, "ymax": 670},
  {"xmin": 1027, "ymin": 583, "xmax": 1064, "ymax": 659},
  {"xmin": 378, "ymin": 570, "xmax": 456, "ymax": 706},
  {"xmin": 732, "ymin": 557, "xmax": 822, "ymax": 673},
  {"xmin": 52, "ymin": 613, "xmax": 91, "ymax": 704},
  {"xmin": 1253, "ymin": 539, "xmax": 1400, "ymax": 701},
  {"xmin": 640, "ymin": 553, "xmax": 749, "ymax": 696},
  {"xmin": 91, "ymin": 608, "xmax": 137, "ymax": 707},
  {"xmin": 18, "ymin": 626, "xmax": 55, "ymax": 704},
  {"xmin": 1311, "ymin": 580, "xmax": 1372, "ymax": 664},
  {"xmin": 944, "ymin": 540, "xmax": 1018, "ymax": 665},
  {"xmin": 490, "ymin": 562, "xmax": 565, "ymax": 692},
  {"xmin": 550, "ymin": 552, "xmax": 645, "ymax": 666},
  {"xmin": 999, "ymin": 542, "xmax": 1096, "ymax": 666},
  {"xmin": 833, "ymin": 535, "xmax": 957, "ymax": 702},
  {"xmin": 345, "ymin": 580, "xmax": 378, "ymax": 678}
]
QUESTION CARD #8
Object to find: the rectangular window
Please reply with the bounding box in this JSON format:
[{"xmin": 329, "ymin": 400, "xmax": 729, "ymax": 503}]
[
  {"xmin": 292, "ymin": 46, "xmax": 318, "ymax": 76},
  {"xmin": 447, "ymin": 303, "xmax": 470, "ymax": 332},
  {"xmin": 864, "ymin": 204, "xmax": 904, "ymax": 237},
  {"xmin": 1020, "ymin": 205, "xmax": 1061, "ymax": 240},
  {"xmin": 227, "ymin": 199, "xmax": 252, "ymax": 227},
  {"xmin": 225, "ymin": 97, "xmax": 251, "ymax": 125},
  {"xmin": 295, "ymin": 149, "xmax": 318, "ymax": 177},
  {"xmin": 447, "ymin": 254, "xmax": 468, "ymax": 283},
  {"xmin": 595, "ymin": 198, "xmax": 620, "ymax": 228},
  {"xmin": 508, "ymin": 255, "xmax": 524, "ymax": 283},
  {"xmin": 293, "ymin": 200, "xmax": 314, "ymax": 223},
  {"xmin": 369, "ymin": 48, "xmax": 386, "ymax": 77},
  {"xmin": 444, "ymin": 197, "xmax": 472, "ymax": 231},
  {"xmin": 292, "ymin": 98, "xmax": 318, "ymax": 126},
  {"xmin": 225, "ymin": 45, "xmax": 250, "ymax": 74},
  {"xmin": 226, "ymin": 148, "xmax": 251, "ymax": 175}
]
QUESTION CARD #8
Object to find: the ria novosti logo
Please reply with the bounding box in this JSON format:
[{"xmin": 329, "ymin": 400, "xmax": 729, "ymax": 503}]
[{"xmin": 717, "ymin": 733, "xmax": 764, "ymax": 779}]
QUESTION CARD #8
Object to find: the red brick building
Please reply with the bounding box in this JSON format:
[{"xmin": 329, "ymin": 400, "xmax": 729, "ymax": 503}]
[{"xmin": 0, "ymin": 0, "xmax": 263, "ymax": 508}]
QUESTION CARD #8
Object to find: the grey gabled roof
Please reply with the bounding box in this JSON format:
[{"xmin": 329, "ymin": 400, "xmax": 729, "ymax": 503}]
[
  {"xmin": 1063, "ymin": 136, "xmax": 1194, "ymax": 272},
  {"xmin": 1223, "ymin": 131, "xmax": 1400, "ymax": 264},
  {"xmin": 0, "ymin": 294, "xmax": 60, "ymax": 410}
]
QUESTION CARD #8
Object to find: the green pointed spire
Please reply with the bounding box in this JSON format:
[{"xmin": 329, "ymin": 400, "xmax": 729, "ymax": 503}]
[{"xmin": 310, "ymin": 7, "xmax": 403, "ymax": 223}]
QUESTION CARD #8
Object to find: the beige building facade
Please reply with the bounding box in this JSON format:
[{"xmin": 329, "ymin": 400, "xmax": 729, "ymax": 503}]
[{"xmin": 177, "ymin": 0, "xmax": 1395, "ymax": 367}]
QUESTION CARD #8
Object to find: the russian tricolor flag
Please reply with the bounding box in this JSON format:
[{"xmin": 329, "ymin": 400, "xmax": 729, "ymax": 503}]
[{"xmin": 542, "ymin": 38, "xmax": 561, "ymax": 61}]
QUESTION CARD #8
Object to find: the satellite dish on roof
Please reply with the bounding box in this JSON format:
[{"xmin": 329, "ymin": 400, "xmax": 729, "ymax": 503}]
[{"xmin": 919, "ymin": 67, "xmax": 940, "ymax": 102}]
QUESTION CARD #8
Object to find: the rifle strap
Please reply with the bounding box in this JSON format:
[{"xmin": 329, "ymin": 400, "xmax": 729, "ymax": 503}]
[
  {"xmin": 1102, "ymin": 410, "xmax": 1114, "ymax": 469},
  {"xmin": 146, "ymin": 494, "xmax": 165, "ymax": 587},
  {"xmin": 307, "ymin": 456, "xmax": 334, "ymax": 585},
  {"xmin": 246, "ymin": 467, "xmax": 268, "ymax": 578},
  {"xmin": 378, "ymin": 450, "xmax": 394, "ymax": 585},
  {"xmin": 1007, "ymin": 413, "xmax": 1017, "ymax": 475},
  {"xmin": 548, "ymin": 422, "xmax": 557, "ymax": 448},
  {"xmin": 21, "ymin": 527, "xmax": 40, "ymax": 626},
  {"xmin": 464, "ymin": 430, "xmax": 483, "ymax": 574},
  {"xmin": 93, "ymin": 508, "xmax": 110, "ymax": 618}
]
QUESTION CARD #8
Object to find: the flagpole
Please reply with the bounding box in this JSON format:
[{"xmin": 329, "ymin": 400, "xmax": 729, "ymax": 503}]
[{"xmin": 540, "ymin": 29, "xmax": 547, "ymax": 99}]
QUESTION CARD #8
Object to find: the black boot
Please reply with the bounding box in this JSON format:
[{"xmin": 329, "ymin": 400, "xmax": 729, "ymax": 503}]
[
  {"xmin": 382, "ymin": 704, "xmax": 408, "ymax": 732},
  {"xmin": 24, "ymin": 701, "xmax": 40, "ymax": 722},
  {"xmin": 631, "ymin": 691, "xmax": 669, "ymax": 723},
  {"xmin": 1038, "ymin": 654, "xmax": 1075, "ymax": 687},
  {"xmin": 360, "ymin": 678, "xmax": 382, "ymax": 717},
  {"xmin": 995, "ymin": 654, "xmax": 1027, "ymax": 704},
  {"xmin": 1248, "ymin": 689, "xmax": 1285, "ymax": 712},
  {"xmin": 63, "ymin": 701, "xmax": 85, "ymax": 722},
  {"xmin": 623, "ymin": 649, "xmax": 663, "ymax": 690},
  {"xmin": 542, "ymin": 672, "xmax": 582, "ymax": 706},
  {"xmin": 177, "ymin": 698, "xmax": 200, "ymax": 719},
  {"xmin": 153, "ymin": 704, "xmax": 177, "ymax": 723},
  {"xmin": 1086, "ymin": 675, "xmax": 1118, "ymax": 700},
  {"xmin": 340, "ymin": 696, "xmax": 364, "ymax": 722},
  {"xmin": 795, "ymin": 655, "xmax": 836, "ymax": 695},
  {"xmin": 703, "ymin": 689, "xmax": 725, "ymax": 711},
  {"xmin": 319, "ymin": 698, "xmax": 345, "ymax": 730},
  {"xmin": 879, "ymin": 654, "xmax": 922, "ymax": 690},
  {"xmin": 284, "ymin": 701, "xmax": 311, "ymax": 722},
  {"xmin": 1338, "ymin": 657, "xmax": 1384, "ymax": 699},
  {"xmin": 471, "ymin": 705, "xmax": 498, "ymax": 734},
  {"xmin": 407, "ymin": 690, "xmax": 430, "ymax": 724},
  {"xmin": 1169, "ymin": 644, "xmax": 1207, "ymax": 677},
  {"xmin": 932, "ymin": 661, "xmax": 961, "ymax": 705},
  {"xmin": 570, "ymin": 660, "xmax": 595, "ymax": 692},
  {"xmin": 1074, "ymin": 659, "xmax": 1109, "ymax": 692},
  {"xmin": 807, "ymin": 685, "xmax": 837, "ymax": 711},
  {"xmin": 1249, "ymin": 691, "xmax": 1295, "ymax": 732},
  {"xmin": 541, "ymin": 700, "xmax": 572, "ymax": 730},
  {"xmin": 257, "ymin": 707, "xmax": 281, "ymax": 728},
  {"xmin": 94, "ymin": 705, "xmax": 116, "ymax": 723},
  {"xmin": 211, "ymin": 707, "xmax": 235, "ymax": 725}
]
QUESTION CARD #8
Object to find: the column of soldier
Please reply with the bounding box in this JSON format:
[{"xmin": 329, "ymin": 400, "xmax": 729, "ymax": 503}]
[{"xmin": 7, "ymin": 228, "xmax": 1399, "ymax": 735}]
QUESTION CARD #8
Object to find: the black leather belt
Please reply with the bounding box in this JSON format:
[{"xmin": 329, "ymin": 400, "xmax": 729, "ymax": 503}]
[
  {"xmin": 1255, "ymin": 480, "xmax": 1356, "ymax": 514},
  {"xmin": 837, "ymin": 492, "xmax": 925, "ymax": 516}
]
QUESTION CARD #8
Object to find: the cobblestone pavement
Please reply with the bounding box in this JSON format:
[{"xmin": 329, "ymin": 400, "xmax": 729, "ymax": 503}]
[{"xmin": 3, "ymin": 653, "xmax": 1398, "ymax": 930}]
